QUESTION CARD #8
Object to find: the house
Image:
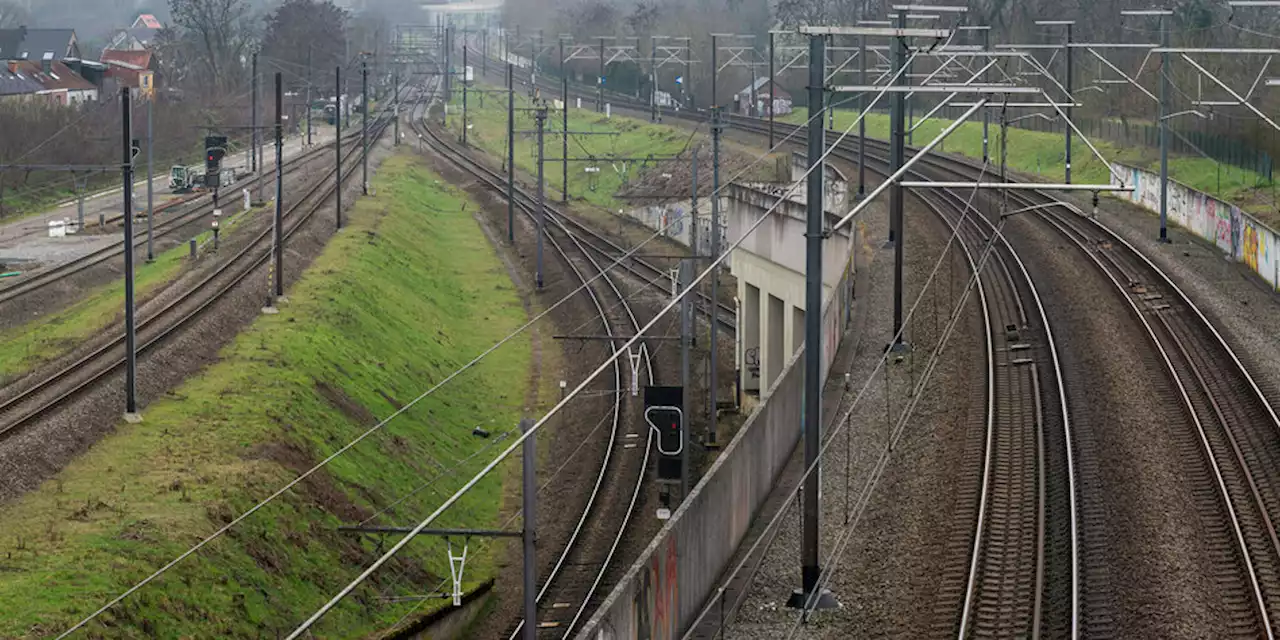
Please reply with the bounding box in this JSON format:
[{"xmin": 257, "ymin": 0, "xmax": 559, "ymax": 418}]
[
  {"xmin": 734, "ymin": 78, "xmax": 792, "ymax": 117},
  {"xmin": 107, "ymin": 14, "xmax": 165, "ymax": 51},
  {"xmin": 0, "ymin": 65, "xmax": 42, "ymax": 103},
  {"xmin": 0, "ymin": 26, "xmax": 81, "ymax": 62},
  {"xmin": 101, "ymin": 49, "xmax": 156, "ymax": 99},
  {"xmin": 5, "ymin": 60, "xmax": 98, "ymax": 105}
]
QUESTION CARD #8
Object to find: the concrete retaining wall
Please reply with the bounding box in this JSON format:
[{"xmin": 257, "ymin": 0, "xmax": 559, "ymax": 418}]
[
  {"xmin": 1110, "ymin": 163, "xmax": 1280, "ymax": 289},
  {"xmin": 575, "ymin": 247, "xmax": 854, "ymax": 640}
]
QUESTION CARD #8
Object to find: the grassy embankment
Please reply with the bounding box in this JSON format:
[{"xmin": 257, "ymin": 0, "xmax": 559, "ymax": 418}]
[
  {"xmin": 0, "ymin": 204, "xmax": 262, "ymax": 384},
  {"xmin": 0, "ymin": 153, "xmax": 532, "ymax": 638},
  {"xmin": 442, "ymin": 86, "xmax": 694, "ymax": 211},
  {"xmin": 784, "ymin": 107, "xmax": 1277, "ymax": 225}
]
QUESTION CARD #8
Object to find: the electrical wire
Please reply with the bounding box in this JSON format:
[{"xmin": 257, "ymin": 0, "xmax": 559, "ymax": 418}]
[
  {"xmin": 55, "ymin": 65, "xmax": 847, "ymax": 640},
  {"xmin": 282, "ymin": 53, "xmax": 923, "ymax": 639}
]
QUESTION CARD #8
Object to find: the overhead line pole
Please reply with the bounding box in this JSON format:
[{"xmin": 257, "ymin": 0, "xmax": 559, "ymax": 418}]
[
  {"xmin": 890, "ymin": 11, "xmax": 908, "ymax": 349},
  {"xmin": 1159, "ymin": 14, "xmax": 1171, "ymax": 242},
  {"xmin": 463, "ymin": 36, "xmax": 469, "ymax": 146},
  {"xmin": 507, "ymin": 62, "xmax": 516, "ymax": 244},
  {"xmin": 335, "ymin": 66, "xmax": 342, "ymax": 229},
  {"xmin": 535, "ymin": 107, "xmax": 547, "ymax": 290},
  {"xmin": 788, "ymin": 29, "xmax": 836, "ymax": 612},
  {"xmin": 121, "ymin": 89, "xmax": 139, "ymax": 422},
  {"xmin": 859, "ymin": 30, "xmax": 867, "ymax": 198},
  {"xmin": 274, "ymin": 73, "xmax": 285, "ymax": 300},
  {"xmin": 145, "ymin": 93, "xmax": 154, "ymax": 263},
  {"xmin": 307, "ymin": 45, "xmax": 313, "ymax": 146},
  {"xmin": 709, "ymin": 106, "xmax": 722, "ymax": 447},
  {"xmin": 769, "ymin": 31, "xmax": 775, "ymax": 147},
  {"xmin": 362, "ymin": 60, "xmax": 369, "ymax": 196},
  {"xmin": 562, "ymin": 36, "xmax": 570, "ymax": 202}
]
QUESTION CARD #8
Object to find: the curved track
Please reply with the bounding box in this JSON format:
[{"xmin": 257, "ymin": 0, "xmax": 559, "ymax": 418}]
[
  {"xmin": 473, "ymin": 51, "xmax": 1280, "ymax": 635},
  {"xmin": 410, "ymin": 89, "xmax": 660, "ymax": 639}
]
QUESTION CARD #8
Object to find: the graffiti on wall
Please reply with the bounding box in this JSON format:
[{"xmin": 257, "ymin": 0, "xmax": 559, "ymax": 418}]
[
  {"xmin": 631, "ymin": 536, "xmax": 679, "ymax": 640},
  {"xmin": 1113, "ymin": 163, "xmax": 1280, "ymax": 289}
]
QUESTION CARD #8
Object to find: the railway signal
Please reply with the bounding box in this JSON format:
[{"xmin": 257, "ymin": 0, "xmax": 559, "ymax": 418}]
[
  {"xmin": 204, "ymin": 136, "xmax": 228, "ymax": 188},
  {"xmin": 644, "ymin": 386, "xmax": 685, "ymax": 484}
]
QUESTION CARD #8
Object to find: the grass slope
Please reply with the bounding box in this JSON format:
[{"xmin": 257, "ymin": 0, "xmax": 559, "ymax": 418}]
[
  {"xmin": 785, "ymin": 107, "xmax": 1278, "ymax": 225},
  {"xmin": 0, "ymin": 154, "xmax": 531, "ymax": 638},
  {"xmin": 444, "ymin": 86, "xmax": 695, "ymax": 210}
]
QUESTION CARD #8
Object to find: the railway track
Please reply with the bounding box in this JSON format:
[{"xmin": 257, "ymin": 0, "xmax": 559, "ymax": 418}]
[
  {"xmin": 412, "ymin": 79, "xmax": 663, "ymax": 639},
  {"xmin": 483, "ymin": 52, "xmax": 1280, "ymax": 635},
  {"xmin": 0, "ymin": 125, "xmax": 374, "ymax": 308},
  {"xmin": 0, "ymin": 86, "xmax": 410, "ymax": 442}
]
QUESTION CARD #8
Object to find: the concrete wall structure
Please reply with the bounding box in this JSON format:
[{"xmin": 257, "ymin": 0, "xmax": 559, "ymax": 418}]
[
  {"xmin": 576, "ymin": 163, "xmax": 857, "ymax": 640},
  {"xmin": 1111, "ymin": 162, "xmax": 1280, "ymax": 289}
]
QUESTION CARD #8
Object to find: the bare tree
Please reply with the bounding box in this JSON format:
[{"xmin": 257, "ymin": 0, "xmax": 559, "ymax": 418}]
[
  {"xmin": 0, "ymin": 0, "xmax": 28, "ymax": 28},
  {"xmin": 167, "ymin": 0, "xmax": 256, "ymax": 93},
  {"xmin": 261, "ymin": 0, "xmax": 348, "ymax": 91}
]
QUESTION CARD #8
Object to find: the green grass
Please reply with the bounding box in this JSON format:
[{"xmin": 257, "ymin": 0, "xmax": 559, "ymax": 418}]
[
  {"xmin": 0, "ymin": 153, "xmax": 532, "ymax": 638},
  {"xmin": 446, "ymin": 84, "xmax": 695, "ymax": 210},
  {"xmin": 0, "ymin": 204, "xmax": 265, "ymax": 384},
  {"xmin": 784, "ymin": 107, "xmax": 1278, "ymax": 225}
]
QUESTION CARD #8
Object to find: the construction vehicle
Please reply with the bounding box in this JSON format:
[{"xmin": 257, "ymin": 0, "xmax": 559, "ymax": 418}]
[{"xmin": 168, "ymin": 164, "xmax": 205, "ymax": 193}]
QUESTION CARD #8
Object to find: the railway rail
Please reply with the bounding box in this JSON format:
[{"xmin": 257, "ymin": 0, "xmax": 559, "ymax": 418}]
[
  {"xmin": 0, "ymin": 124, "xmax": 375, "ymax": 308},
  {"xmin": 410, "ymin": 86, "xmax": 660, "ymax": 639},
  {"xmin": 0, "ymin": 85, "xmax": 410, "ymax": 442},
  {"xmin": 470, "ymin": 49, "xmax": 1280, "ymax": 635}
]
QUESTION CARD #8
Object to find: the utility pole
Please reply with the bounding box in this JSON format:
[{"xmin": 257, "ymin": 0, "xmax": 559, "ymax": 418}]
[
  {"xmin": 709, "ymin": 106, "xmax": 722, "ymax": 446},
  {"xmin": 307, "ymin": 45, "xmax": 314, "ymax": 146},
  {"xmin": 768, "ymin": 31, "xmax": 775, "ymax": 147},
  {"xmin": 463, "ymin": 36, "xmax": 470, "ymax": 146},
  {"xmin": 274, "ymin": 73, "xmax": 285, "ymax": 300},
  {"xmin": 858, "ymin": 31, "xmax": 867, "ymax": 198},
  {"xmin": 445, "ymin": 26, "xmax": 453, "ymax": 101},
  {"xmin": 691, "ymin": 146, "xmax": 699, "ymax": 259},
  {"xmin": 507, "ymin": 63, "xmax": 515, "ymax": 244},
  {"xmin": 483, "ymin": 28, "xmax": 489, "ymax": 77},
  {"xmin": 121, "ymin": 89, "xmax": 139, "ymax": 422},
  {"xmin": 1038, "ymin": 20, "xmax": 1075, "ymax": 182},
  {"xmin": 535, "ymin": 106, "xmax": 547, "ymax": 290},
  {"xmin": 711, "ymin": 34, "xmax": 718, "ymax": 109},
  {"xmin": 982, "ymin": 28, "xmax": 990, "ymax": 163},
  {"xmin": 686, "ymin": 42, "xmax": 693, "ymax": 111},
  {"xmin": 889, "ymin": 11, "xmax": 907, "ymax": 348},
  {"xmin": 520, "ymin": 417, "xmax": 538, "ymax": 640},
  {"xmin": 1158, "ymin": 13, "xmax": 1170, "ymax": 242},
  {"xmin": 393, "ymin": 67, "xmax": 400, "ymax": 146},
  {"xmin": 562, "ymin": 36, "xmax": 570, "ymax": 203},
  {"xmin": 252, "ymin": 51, "xmax": 258, "ymax": 175},
  {"xmin": 145, "ymin": 93, "xmax": 154, "ymax": 263},
  {"xmin": 1066, "ymin": 23, "xmax": 1074, "ymax": 184},
  {"xmin": 335, "ymin": 66, "xmax": 342, "ymax": 230},
  {"xmin": 650, "ymin": 35, "xmax": 657, "ymax": 122},
  {"xmin": 788, "ymin": 30, "xmax": 833, "ymax": 611},
  {"xmin": 679, "ymin": 258, "xmax": 693, "ymax": 497},
  {"xmin": 598, "ymin": 36, "xmax": 606, "ymax": 112},
  {"xmin": 362, "ymin": 60, "xmax": 369, "ymax": 196}
]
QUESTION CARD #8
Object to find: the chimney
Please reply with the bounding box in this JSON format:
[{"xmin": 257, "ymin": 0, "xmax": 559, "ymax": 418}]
[
  {"xmin": 41, "ymin": 53, "xmax": 52, "ymax": 74},
  {"xmin": 18, "ymin": 25, "xmax": 27, "ymax": 41},
  {"xmin": 6, "ymin": 61, "xmax": 15, "ymax": 74}
]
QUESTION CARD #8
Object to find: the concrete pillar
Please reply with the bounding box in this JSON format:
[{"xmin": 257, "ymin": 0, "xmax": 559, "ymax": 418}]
[
  {"xmin": 791, "ymin": 306, "xmax": 805, "ymax": 358},
  {"xmin": 767, "ymin": 294, "xmax": 785, "ymax": 389},
  {"xmin": 744, "ymin": 283, "xmax": 762, "ymax": 393}
]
